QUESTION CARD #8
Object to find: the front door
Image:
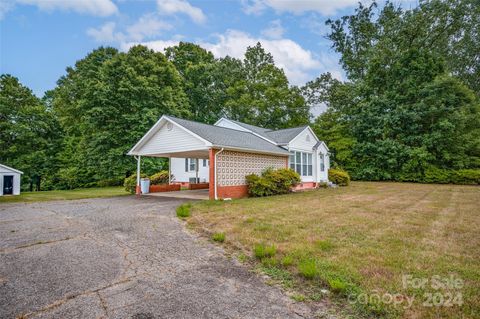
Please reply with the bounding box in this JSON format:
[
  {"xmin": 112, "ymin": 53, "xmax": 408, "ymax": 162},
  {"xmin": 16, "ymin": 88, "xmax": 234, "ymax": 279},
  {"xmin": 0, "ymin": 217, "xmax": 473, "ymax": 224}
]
[{"xmin": 3, "ymin": 175, "xmax": 13, "ymax": 195}]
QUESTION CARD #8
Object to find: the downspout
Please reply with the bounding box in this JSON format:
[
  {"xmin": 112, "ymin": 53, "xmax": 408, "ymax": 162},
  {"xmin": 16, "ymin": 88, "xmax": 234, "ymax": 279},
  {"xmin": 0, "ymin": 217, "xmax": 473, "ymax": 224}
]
[{"xmin": 214, "ymin": 148, "xmax": 224, "ymax": 200}]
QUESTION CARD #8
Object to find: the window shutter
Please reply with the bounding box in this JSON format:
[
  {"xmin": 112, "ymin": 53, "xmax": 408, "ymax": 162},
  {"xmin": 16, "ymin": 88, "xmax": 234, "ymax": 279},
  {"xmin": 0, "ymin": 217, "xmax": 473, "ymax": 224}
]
[{"xmin": 185, "ymin": 158, "xmax": 188, "ymax": 172}]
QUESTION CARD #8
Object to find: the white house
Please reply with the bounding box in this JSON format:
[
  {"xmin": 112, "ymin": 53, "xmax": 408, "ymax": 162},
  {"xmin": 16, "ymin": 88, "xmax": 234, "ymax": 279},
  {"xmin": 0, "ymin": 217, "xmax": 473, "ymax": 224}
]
[
  {"xmin": 128, "ymin": 115, "xmax": 329, "ymax": 199},
  {"xmin": 0, "ymin": 164, "xmax": 23, "ymax": 196}
]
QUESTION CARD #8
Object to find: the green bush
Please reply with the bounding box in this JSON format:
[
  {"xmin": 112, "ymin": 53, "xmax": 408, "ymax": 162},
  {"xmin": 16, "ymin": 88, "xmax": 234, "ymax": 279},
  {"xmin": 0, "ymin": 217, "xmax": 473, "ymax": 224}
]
[
  {"xmin": 176, "ymin": 203, "xmax": 191, "ymax": 218},
  {"xmin": 212, "ymin": 232, "xmax": 225, "ymax": 243},
  {"xmin": 418, "ymin": 167, "xmax": 480, "ymax": 185},
  {"xmin": 150, "ymin": 171, "xmax": 170, "ymax": 185},
  {"xmin": 124, "ymin": 173, "xmax": 147, "ymax": 194},
  {"xmin": 450, "ymin": 169, "xmax": 480, "ymax": 185},
  {"xmin": 328, "ymin": 168, "xmax": 350, "ymax": 186},
  {"xmin": 246, "ymin": 168, "xmax": 301, "ymax": 197}
]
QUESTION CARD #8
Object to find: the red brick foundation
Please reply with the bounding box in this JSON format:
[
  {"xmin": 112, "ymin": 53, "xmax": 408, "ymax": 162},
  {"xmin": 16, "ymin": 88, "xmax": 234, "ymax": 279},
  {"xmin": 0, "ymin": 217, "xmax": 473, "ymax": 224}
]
[
  {"xmin": 149, "ymin": 184, "xmax": 181, "ymax": 193},
  {"xmin": 292, "ymin": 182, "xmax": 316, "ymax": 191},
  {"xmin": 189, "ymin": 183, "xmax": 209, "ymax": 190},
  {"xmin": 217, "ymin": 185, "xmax": 249, "ymax": 199}
]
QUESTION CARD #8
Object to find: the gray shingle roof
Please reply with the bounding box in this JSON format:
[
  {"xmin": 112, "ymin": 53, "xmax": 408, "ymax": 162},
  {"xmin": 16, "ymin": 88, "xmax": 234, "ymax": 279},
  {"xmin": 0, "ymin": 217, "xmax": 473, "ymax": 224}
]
[
  {"xmin": 166, "ymin": 116, "xmax": 290, "ymax": 155},
  {"xmin": 226, "ymin": 119, "xmax": 308, "ymax": 144},
  {"xmin": 265, "ymin": 126, "xmax": 308, "ymax": 144}
]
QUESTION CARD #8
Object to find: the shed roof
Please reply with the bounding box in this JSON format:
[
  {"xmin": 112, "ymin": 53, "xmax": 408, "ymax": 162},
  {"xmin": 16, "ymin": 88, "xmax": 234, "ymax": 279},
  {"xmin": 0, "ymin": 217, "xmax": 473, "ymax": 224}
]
[{"xmin": 0, "ymin": 164, "xmax": 23, "ymax": 174}]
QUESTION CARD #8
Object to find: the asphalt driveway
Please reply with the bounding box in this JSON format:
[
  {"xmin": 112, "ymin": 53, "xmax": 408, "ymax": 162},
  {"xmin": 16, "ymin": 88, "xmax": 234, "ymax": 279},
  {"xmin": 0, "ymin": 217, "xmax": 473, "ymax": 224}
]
[{"xmin": 0, "ymin": 196, "xmax": 313, "ymax": 319}]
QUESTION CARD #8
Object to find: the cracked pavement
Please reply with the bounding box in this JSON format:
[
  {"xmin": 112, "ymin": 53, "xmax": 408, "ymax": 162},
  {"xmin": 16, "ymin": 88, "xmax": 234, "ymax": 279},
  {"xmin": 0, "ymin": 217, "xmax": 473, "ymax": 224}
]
[{"xmin": 0, "ymin": 196, "xmax": 313, "ymax": 319}]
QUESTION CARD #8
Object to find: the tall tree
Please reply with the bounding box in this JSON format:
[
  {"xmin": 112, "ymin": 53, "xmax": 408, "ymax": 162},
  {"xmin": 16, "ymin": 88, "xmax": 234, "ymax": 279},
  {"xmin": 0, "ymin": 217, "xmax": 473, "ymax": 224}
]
[
  {"xmin": 225, "ymin": 42, "xmax": 310, "ymax": 129},
  {"xmin": 165, "ymin": 42, "xmax": 221, "ymax": 123},
  {"xmin": 0, "ymin": 74, "xmax": 61, "ymax": 190},
  {"xmin": 322, "ymin": 0, "xmax": 480, "ymax": 179},
  {"xmin": 52, "ymin": 45, "xmax": 189, "ymax": 187}
]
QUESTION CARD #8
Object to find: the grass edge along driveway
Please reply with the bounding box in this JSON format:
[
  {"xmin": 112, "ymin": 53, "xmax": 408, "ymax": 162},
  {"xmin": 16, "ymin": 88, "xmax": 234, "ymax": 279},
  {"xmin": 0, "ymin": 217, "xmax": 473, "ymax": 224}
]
[
  {"xmin": 0, "ymin": 186, "xmax": 129, "ymax": 203},
  {"xmin": 187, "ymin": 181, "xmax": 480, "ymax": 319}
]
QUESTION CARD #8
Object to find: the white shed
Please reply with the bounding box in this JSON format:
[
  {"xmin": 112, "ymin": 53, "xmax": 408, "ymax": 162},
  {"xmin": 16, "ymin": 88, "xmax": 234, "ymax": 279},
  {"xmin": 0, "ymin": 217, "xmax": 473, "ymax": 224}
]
[{"xmin": 0, "ymin": 164, "xmax": 23, "ymax": 196}]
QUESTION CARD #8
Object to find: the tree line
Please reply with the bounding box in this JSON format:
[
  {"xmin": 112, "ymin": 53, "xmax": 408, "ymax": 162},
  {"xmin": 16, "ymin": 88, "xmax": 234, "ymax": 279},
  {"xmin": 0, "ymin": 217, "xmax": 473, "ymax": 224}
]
[{"xmin": 1, "ymin": 0, "xmax": 478, "ymax": 191}]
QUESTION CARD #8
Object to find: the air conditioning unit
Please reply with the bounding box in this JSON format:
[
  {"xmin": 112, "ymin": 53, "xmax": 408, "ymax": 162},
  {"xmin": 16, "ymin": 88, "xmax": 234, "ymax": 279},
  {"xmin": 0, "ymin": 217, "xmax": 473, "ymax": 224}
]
[{"xmin": 189, "ymin": 177, "xmax": 200, "ymax": 184}]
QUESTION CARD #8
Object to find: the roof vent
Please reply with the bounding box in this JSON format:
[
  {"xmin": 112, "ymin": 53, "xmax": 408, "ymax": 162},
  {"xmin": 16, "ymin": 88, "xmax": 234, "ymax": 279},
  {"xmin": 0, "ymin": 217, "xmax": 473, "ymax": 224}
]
[{"xmin": 167, "ymin": 122, "xmax": 173, "ymax": 131}]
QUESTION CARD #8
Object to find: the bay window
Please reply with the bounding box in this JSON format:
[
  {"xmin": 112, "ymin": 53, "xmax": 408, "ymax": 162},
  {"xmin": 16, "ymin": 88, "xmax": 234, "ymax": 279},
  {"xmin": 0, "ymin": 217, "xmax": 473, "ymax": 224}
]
[{"xmin": 289, "ymin": 151, "xmax": 312, "ymax": 176}]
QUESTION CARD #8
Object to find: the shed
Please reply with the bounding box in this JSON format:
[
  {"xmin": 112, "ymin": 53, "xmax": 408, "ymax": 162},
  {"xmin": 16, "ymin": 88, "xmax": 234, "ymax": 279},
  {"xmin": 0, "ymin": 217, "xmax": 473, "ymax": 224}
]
[{"xmin": 0, "ymin": 164, "xmax": 23, "ymax": 196}]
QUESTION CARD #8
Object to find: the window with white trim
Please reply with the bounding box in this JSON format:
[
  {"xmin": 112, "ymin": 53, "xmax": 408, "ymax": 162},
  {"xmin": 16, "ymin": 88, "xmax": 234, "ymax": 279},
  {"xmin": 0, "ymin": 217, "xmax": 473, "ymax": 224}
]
[
  {"xmin": 185, "ymin": 158, "xmax": 197, "ymax": 172},
  {"xmin": 289, "ymin": 151, "xmax": 312, "ymax": 176},
  {"xmin": 320, "ymin": 153, "xmax": 325, "ymax": 172}
]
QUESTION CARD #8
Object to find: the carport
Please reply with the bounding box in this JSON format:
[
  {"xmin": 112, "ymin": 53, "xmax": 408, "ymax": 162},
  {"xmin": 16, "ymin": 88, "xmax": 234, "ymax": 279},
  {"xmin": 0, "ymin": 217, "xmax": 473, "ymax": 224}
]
[{"xmin": 128, "ymin": 115, "xmax": 290, "ymax": 200}]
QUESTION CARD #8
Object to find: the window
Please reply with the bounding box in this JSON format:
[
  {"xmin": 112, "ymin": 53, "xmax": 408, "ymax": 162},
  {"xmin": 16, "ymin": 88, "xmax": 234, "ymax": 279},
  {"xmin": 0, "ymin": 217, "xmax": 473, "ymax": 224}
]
[
  {"xmin": 203, "ymin": 159, "xmax": 207, "ymax": 167},
  {"xmin": 319, "ymin": 153, "xmax": 325, "ymax": 172},
  {"xmin": 185, "ymin": 158, "xmax": 197, "ymax": 172},
  {"xmin": 189, "ymin": 158, "xmax": 196, "ymax": 171},
  {"xmin": 288, "ymin": 151, "xmax": 313, "ymax": 176}
]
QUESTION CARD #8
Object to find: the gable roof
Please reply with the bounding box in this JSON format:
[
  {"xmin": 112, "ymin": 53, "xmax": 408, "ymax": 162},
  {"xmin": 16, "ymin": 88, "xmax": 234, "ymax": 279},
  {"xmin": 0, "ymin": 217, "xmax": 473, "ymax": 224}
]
[
  {"xmin": 165, "ymin": 116, "xmax": 290, "ymax": 155},
  {"xmin": 0, "ymin": 164, "xmax": 23, "ymax": 174},
  {"xmin": 265, "ymin": 126, "xmax": 309, "ymax": 145},
  {"xmin": 129, "ymin": 116, "xmax": 290, "ymax": 156},
  {"xmin": 216, "ymin": 118, "xmax": 314, "ymax": 145}
]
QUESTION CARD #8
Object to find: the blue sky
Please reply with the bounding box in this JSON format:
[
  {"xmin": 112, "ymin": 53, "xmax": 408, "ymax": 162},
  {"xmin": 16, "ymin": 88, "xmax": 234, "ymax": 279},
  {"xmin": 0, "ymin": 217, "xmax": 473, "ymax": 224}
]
[{"xmin": 0, "ymin": 0, "xmax": 417, "ymax": 98}]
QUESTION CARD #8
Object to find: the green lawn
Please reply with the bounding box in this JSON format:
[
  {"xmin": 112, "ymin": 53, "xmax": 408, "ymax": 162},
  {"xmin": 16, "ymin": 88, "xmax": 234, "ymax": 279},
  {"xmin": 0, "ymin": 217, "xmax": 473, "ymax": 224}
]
[
  {"xmin": 0, "ymin": 186, "xmax": 129, "ymax": 203},
  {"xmin": 187, "ymin": 182, "xmax": 480, "ymax": 318}
]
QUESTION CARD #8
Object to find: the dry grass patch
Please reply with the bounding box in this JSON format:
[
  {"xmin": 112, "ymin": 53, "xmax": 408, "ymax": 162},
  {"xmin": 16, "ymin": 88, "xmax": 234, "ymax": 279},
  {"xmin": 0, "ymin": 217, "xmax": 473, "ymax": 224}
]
[{"xmin": 188, "ymin": 182, "xmax": 480, "ymax": 318}]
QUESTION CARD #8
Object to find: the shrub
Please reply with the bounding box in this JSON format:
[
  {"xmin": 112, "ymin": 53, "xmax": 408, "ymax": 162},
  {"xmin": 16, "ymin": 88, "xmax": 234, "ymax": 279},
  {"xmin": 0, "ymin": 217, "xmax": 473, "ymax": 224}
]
[
  {"xmin": 298, "ymin": 258, "xmax": 318, "ymax": 279},
  {"xmin": 212, "ymin": 232, "xmax": 225, "ymax": 243},
  {"xmin": 124, "ymin": 173, "xmax": 148, "ymax": 194},
  {"xmin": 328, "ymin": 168, "xmax": 350, "ymax": 186},
  {"xmin": 254, "ymin": 244, "xmax": 276, "ymax": 259},
  {"xmin": 246, "ymin": 168, "xmax": 301, "ymax": 197},
  {"xmin": 176, "ymin": 203, "xmax": 191, "ymax": 218},
  {"xmin": 450, "ymin": 169, "xmax": 480, "ymax": 185},
  {"xmin": 150, "ymin": 171, "xmax": 170, "ymax": 185},
  {"xmin": 246, "ymin": 174, "xmax": 274, "ymax": 197}
]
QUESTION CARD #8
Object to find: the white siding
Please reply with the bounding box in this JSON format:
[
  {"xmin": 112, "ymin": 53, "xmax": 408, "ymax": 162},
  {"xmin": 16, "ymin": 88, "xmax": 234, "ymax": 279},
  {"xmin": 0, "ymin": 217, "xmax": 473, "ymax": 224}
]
[
  {"xmin": 137, "ymin": 122, "xmax": 207, "ymax": 155},
  {"xmin": 214, "ymin": 118, "xmax": 250, "ymax": 132},
  {"xmin": 289, "ymin": 128, "xmax": 318, "ymax": 151},
  {"xmin": 0, "ymin": 169, "xmax": 21, "ymax": 196},
  {"xmin": 288, "ymin": 128, "xmax": 318, "ymax": 182},
  {"xmin": 171, "ymin": 157, "xmax": 209, "ymax": 183},
  {"xmin": 315, "ymin": 143, "xmax": 329, "ymax": 182}
]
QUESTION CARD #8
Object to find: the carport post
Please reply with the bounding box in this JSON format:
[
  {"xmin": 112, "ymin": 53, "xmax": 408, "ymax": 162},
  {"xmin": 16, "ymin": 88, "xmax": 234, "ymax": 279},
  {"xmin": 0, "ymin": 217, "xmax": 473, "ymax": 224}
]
[
  {"xmin": 168, "ymin": 157, "xmax": 171, "ymax": 184},
  {"xmin": 136, "ymin": 155, "xmax": 141, "ymax": 195}
]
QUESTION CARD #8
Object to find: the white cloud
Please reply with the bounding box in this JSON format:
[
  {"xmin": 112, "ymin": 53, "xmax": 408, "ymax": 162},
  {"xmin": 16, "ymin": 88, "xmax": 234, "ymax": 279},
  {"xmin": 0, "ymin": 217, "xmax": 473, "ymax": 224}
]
[
  {"xmin": 157, "ymin": 0, "xmax": 206, "ymax": 24},
  {"xmin": 127, "ymin": 29, "xmax": 342, "ymax": 85},
  {"xmin": 0, "ymin": 1, "xmax": 15, "ymax": 20},
  {"xmin": 261, "ymin": 19, "xmax": 285, "ymax": 39},
  {"xmin": 242, "ymin": 0, "xmax": 360, "ymax": 16},
  {"xmin": 126, "ymin": 14, "xmax": 172, "ymax": 42},
  {"xmin": 87, "ymin": 22, "xmax": 120, "ymax": 42},
  {"xmin": 15, "ymin": 0, "xmax": 117, "ymax": 17},
  {"xmin": 87, "ymin": 14, "xmax": 172, "ymax": 44}
]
